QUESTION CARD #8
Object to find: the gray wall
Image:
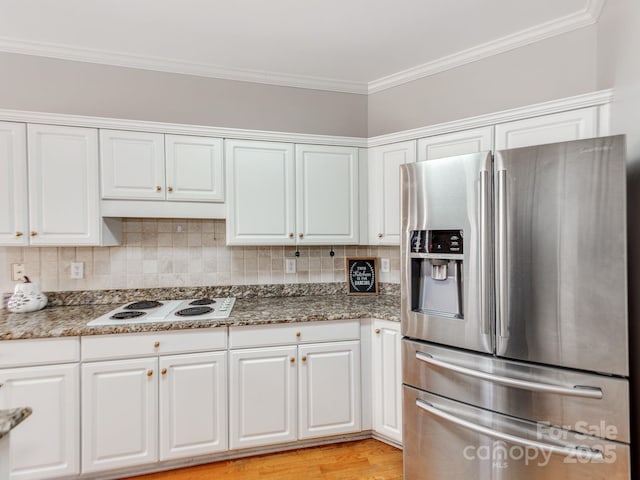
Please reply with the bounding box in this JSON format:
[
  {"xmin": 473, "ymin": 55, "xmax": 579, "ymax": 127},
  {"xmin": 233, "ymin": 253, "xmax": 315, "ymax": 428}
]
[
  {"xmin": 0, "ymin": 52, "xmax": 368, "ymax": 137},
  {"xmin": 368, "ymin": 26, "xmax": 598, "ymax": 136},
  {"xmin": 596, "ymin": 2, "xmax": 640, "ymax": 478}
]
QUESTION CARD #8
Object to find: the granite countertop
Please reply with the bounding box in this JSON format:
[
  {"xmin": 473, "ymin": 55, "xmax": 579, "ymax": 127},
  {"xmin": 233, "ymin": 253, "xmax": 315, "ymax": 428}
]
[
  {"xmin": 0, "ymin": 294, "xmax": 400, "ymax": 340},
  {"xmin": 0, "ymin": 407, "xmax": 32, "ymax": 439}
]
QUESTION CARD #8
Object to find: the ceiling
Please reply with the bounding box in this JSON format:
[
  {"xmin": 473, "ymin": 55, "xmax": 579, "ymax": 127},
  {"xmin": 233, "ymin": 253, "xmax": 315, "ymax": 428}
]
[{"xmin": 0, "ymin": 0, "xmax": 603, "ymax": 94}]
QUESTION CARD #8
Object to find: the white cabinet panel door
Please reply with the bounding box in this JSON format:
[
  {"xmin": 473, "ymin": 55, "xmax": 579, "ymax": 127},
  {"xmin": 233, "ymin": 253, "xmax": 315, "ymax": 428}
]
[
  {"xmin": 27, "ymin": 124, "xmax": 100, "ymax": 246},
  {"xmin": 226, "ymin": 140, "xmax": 296, "ymax": 245},
  {"xmin": 229, "ymin": 346, "xmax": 297, "ymax": 449},
  {"xmin": 81, "ymin": 358, "xmax": 158, "ymax": 473},
  {"xmin": 0, "ymin": 364, "xmax": 79, "ymax": 480},
  {"xmin": 159, "ymin": 352, "xmax": 227, "ymax": 460},
  {"xmin": 165, "ymin": 135, "xmax": 224, "ymax": 202},
  {"xmin": 417, "ymin": 127, "xmax": 494, "ymax": 161},
  {"xmin": 0, "ymin": 122, "xmax": 28, "ymax": 246},
  {"xmin": 295, "ymin": 145, "xmax": 359, "ymax": 245},
  {"xmin": 368, "ymin": 141, "xmax": 416, "ymax": 245},
  {"xmin": 372, "ymin": 320, "xmax": 402, "ymax": 444},
  {"xmin": 100, "ymin": 130, "xmax": 165, "ymax": 200},
  {"xmin": 298, "ymin": 341, "xmax": 361, "ymax": 440},
  {"xmin": 494, "ymin": 107, "xmax": 598, "ymax": 150}
]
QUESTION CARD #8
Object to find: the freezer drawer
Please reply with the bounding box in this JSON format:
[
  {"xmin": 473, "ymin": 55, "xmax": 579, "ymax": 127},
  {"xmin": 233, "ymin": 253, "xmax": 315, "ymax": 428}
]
[
  {"xmin": 403, "ymin": 386, "xmax": 630, "ymax": 480},
  {"xmin": 403, "ymin": 339, "xmax": 630, "ymax": 442}
]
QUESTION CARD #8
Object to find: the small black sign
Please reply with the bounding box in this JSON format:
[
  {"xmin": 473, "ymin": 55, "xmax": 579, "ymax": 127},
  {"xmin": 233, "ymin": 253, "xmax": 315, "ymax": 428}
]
[{"xmin": 346, "ymin": 257, "xmax": 379, "ymax": 295}]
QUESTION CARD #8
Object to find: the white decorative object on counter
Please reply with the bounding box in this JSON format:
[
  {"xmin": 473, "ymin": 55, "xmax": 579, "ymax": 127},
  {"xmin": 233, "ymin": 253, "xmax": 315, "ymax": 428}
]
[{"xmin": 7, "ymin": 276, "xmax": 48, "ymax": 313}]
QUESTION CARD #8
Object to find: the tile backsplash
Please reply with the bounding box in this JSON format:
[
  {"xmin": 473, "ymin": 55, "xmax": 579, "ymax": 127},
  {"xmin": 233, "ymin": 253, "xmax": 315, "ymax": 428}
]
[{"xmin": 0, "ymin": 219, "xmax": 401, "ymax": 293}]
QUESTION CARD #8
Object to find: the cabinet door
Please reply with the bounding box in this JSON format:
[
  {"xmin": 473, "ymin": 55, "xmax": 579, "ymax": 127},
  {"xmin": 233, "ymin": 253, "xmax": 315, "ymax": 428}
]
[
  {"xmin": 81, "ymin": 358, "xmax": 158, "ymax": 473},
  {"xmin": 417, "ymin": 126, "xmax": 494, "ymax": 161},
  {"xmin": 229, "ymin": 346, "xmax": 297, "ymax": 449},
  {"xmin": 27, "ymin": 124, "xmax": 100, "ymax": 246},
  {"xmin": 494, "ymin": 107, "xmax": 598, "ymax": 150},
  {"xmin": 0, "ymin": 122, "xmax": 28, "ymax": 246},
  {"xmin": 0, "ymin": 364, "xmax": 79, "ymax": 480},
  {"xmin": 225, "ymin": 140, "xmax": 296, "ymax": 245},
  {"xmin": 159, "ymin": 352, "xmax": 227, "ymax": 460},
  {"xmin": 372, "ymin": 320, "xmax": 402, "ymax": 444},
  {"xmin": 298, "ymin": 341, "xmax": 361, "ymax": 440},
  {"xmin": 295, "ymin": 145, "xmax": 359, "ymax": 244},
  {"xmin": 165, "ymin": 135, "xmax": 224, "ymax": 202},
  {"xmin": 100, "ymin": 130, "xmax": 165, "ymax": 200},
  {"xmin": 368, "ymin": 141, "xmax": 416, "ymax": 245}
]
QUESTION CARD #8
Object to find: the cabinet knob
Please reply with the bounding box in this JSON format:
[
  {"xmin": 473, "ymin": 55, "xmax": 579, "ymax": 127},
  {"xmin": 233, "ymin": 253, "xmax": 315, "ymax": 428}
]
[
  {"xmin": 298, "ymin": 233, "xmax": 304, "ymax": 239},
  {"xmin": 15, "ymin": 232, "xmax": 23, "ymax": 237},
  {"xmin": 289, "ymin": 233, "xmax": 294, "ymax": 239},
  {"xmin": 161, "ymin": 368, "xmax": 167, "ymax": 376},
  {"xmin": 155, "ymin": 186, "xmax": 162, "ymax": 192},
  {"xmin": 377, "ymin": 233, "xmax": 383, "ymax": 238},
  {"xmin": 290, "ymin": 357, "xmax": 295, "ymax": 364},
  {"xmin": 154, "ymin": 341, "xmax": 160, "ymax": 348},
  {"xmin": 375, "ymin": 328, "xmax": 381, "ymax": 334},
  {"xmin": 147, "ymin": 370, "xmax": 153, "ymax": 377},
  {"xmin": 296, "ymin": 332, "xmax": 301, "ymax": 338},
  {"xmin": 167, "ymin": 186, "xmax": 173, "ymax": 193},
  {"xmin": 30, "ymin": 231, "xmax": 37, "ymax": 237},
  {"xmin": 301, "ymin": 356, "xmax": 307, "ymax": 362}
]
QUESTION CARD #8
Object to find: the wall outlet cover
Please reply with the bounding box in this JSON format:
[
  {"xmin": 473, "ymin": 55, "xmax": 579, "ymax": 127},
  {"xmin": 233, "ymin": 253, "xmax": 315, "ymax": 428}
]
[
  {"xmin": 285, "ymin": 258, "xmax": 296, "ymax": 274},
  {"xmin": 380, "ymin": 258, "xmax": 390, "ymax": 273}
]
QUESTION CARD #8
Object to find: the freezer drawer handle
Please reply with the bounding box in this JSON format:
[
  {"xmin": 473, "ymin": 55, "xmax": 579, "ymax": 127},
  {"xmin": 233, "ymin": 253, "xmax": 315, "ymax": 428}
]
[
  {"xmin": 415, "ymin": 398, "xmax": 604, "ymax": 462},
  {"xmin": 415, "ymin": 351, "xmax": 603, "ymax": 399}
]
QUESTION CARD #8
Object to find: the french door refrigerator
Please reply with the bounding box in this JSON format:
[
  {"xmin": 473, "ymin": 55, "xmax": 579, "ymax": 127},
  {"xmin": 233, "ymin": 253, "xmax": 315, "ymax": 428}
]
[{"xmin": 400, "ymin": 135, "xmax": 629, "ymax": 479}]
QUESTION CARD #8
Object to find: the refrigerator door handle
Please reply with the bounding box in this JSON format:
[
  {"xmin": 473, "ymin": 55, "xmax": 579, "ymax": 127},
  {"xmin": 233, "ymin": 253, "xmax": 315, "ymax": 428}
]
[
  {"xmin": 415, "ymin": 351, "xmax": 603, "ymax": 399},
  {"xmin": 415, "ymin": 398, "xmax": 605, "ymax": 462},
  {"xmin": 479, "ymin": 169, "xmax": 491, "ymax": 337},
  {"xmin": 496, "ymin": 169, "xmax": 509, "ymax": 343}
]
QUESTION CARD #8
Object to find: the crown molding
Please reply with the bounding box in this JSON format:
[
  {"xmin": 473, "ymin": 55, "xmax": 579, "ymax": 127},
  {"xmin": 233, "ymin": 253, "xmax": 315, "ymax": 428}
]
[
  {"xmin": 0, "ymin": 1, "xmax": 604, "ymax": 95},
  {"xmin": 367, "ymin": 89, "xmax": 613, "ymax": 147},
  {"xmin": 0, "ymin": 109, "xmax": 368, "ymax": 148},
  {"xmin": 367, "ymin": 0, "xmax": 606, "ymax": 94},
  {"xmin": 0, "ymin": 36, "xmax": 369, "ymax": 95}
]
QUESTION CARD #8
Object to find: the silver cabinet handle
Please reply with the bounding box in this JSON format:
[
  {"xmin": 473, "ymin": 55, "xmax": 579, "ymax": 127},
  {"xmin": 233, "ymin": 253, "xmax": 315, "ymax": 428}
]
[
  {"xmin": 415, "ymin": 398, "xmax": 604, "ymax": 461},
  {"xmin": 415, "ymin": 351, "xmax": 603, "ymax": 399},
  {"xmin": 479, "ymin": 170, "xmax": 491, "ymax": 336},
  {"xmin": 496, "ymin": 169, "xmax": 509, "ymax": 340}
]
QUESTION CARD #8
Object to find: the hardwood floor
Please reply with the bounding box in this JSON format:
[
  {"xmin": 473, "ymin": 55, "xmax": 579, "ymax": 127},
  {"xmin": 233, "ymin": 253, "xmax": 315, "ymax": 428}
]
[{"xmin": 122, "ymin": 439, "xmax": 402, "ymax": 480}]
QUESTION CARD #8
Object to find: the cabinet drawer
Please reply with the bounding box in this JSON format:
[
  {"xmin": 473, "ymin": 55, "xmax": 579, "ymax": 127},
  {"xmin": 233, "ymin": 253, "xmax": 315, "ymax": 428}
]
[
  {"xmin": 0, "ymin": 337, "xmax": 79, "ymax": 367},
  {"xmin": 81, "ymin": 328, "xmax": 227, "ymax": 361},
  {"xmin": 229, "ymin": 320, "xmax": 360, "ymax": 349}
]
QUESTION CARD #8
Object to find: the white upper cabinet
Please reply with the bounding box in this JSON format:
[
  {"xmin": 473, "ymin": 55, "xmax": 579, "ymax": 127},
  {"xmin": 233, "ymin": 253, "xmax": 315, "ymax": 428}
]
[
  {"xmin": 0, "ymin": 122, "xmax": 28, "ymax": 246},
  {"xmin": 226, "ymin": 140, "xmax": 296, "ymax": 245},
  {"xmin": 165, "ymin": 135, "xmax": 224, "ymax": 202},
  {"xmin": 295, "ymin": 144, "xmax": 359, "ymax": 245},
  {"xmin": 494, "ymin": 107, "xmax": 599, "ymax": 150},
  {"xmin": 27, "ymin": 124, "xmax": 119, "ymax": 246},
  {"xmin": 101, "ymin": 130, "xmax": 224, "ymax": 204},
  {"xmin": 226, "ymin": 141, "xmax": 359, "ymax": 245},
  {"xmin": 368, "ymin": 141, "xmax": 416, "ymax": 245},
  {"xmin": 417, "ymin": 126, "xmax": 494, "ymax": 161},
  {"xmin": 100, "ymin": 130, "xmax": 166, "ymax": 200}
]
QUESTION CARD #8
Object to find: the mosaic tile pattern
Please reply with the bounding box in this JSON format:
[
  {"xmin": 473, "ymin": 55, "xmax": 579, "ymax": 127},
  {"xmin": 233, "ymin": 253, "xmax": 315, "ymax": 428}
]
[{"xmin": 0, "ymin": 219, "xmax": 401, "ymax": 293}]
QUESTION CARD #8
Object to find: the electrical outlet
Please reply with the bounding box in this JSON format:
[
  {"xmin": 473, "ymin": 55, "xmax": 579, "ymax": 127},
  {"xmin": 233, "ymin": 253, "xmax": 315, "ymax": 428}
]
[
  {"xmin": 11, "ymin": 263, "xmax": 25, "ymax": 281},
  {"xmin": 380, "ymin": 258, "xmax": 390, "ymax": 273},
  {"xmin": 285, "ymin": 258, "xmax": 296, "ymax": 274},
  {"xmin": 70, "ymin": 262, "xmax": 84, "ymax": 279}
]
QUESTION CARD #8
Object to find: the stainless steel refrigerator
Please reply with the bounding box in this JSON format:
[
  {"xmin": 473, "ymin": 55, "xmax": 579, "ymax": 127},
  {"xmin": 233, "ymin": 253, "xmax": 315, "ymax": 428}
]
[{"xmin": 400, "ymin": 135, "xmax": 630, "ymax": 479}]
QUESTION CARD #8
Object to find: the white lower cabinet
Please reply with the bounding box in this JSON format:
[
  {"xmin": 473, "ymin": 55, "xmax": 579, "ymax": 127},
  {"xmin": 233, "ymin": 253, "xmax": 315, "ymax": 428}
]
[
  {"xmin": 159, "ymin": 352, "xmax": 228, "ymax": 460},
  {"xmin": 371, "ymin": 320, "xmax": 402, "ymax": 444},
  {"xmin": 229, "ymin": 346, "xmax": 298, "ymax": 450},
  {"xmin": 0, "ymin": 364, "xmax": 79, "ymax": 480}
]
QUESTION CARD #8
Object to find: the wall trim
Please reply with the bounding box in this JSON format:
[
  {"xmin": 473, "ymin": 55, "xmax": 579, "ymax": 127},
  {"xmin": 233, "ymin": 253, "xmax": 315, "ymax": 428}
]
[
  {"xmin": 0, "ymin": 0, "xmax": 605, "ymax": 95},
  {"xmin": 0, "ymin": 109, "xmax": 368, "ymax": 148},
  {"xmin": 367, "ymin": 0, "xmax": 605, "ymax": 94},
  {"xmin": 367, "ymin": 89, "xmax": 613, "ymax": 147}
]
